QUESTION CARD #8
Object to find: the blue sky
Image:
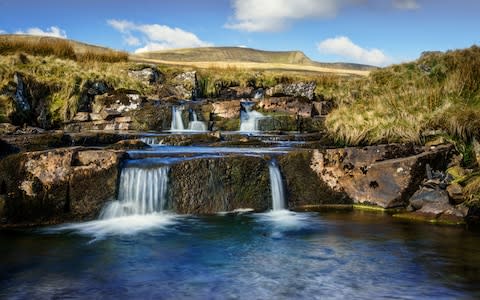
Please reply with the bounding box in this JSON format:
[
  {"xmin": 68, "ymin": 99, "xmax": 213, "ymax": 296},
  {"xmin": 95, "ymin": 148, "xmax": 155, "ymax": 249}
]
[{"xmin": 0, "ymin": 0, "xmax": 479, "ymax": 66}]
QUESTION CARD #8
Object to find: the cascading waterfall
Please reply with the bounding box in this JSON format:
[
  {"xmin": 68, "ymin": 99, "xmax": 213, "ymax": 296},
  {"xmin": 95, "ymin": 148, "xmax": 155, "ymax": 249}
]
[
  {"xmin": 171, "ymin": 106, "xmax": 185, "ymax": 131},
  {"xmin": 140, "ymin": 137, "xmax": 163, "ymax": 145},
  {"xmin": 99, "ymin": 167, "xmax": 170, "ymax": 219},
  {"xmin": 268, "ymin": 160, "xmax": 286, "ymax": 211},
  {"xmin": 240, "ymin": 101, "xmax": 266, "ymax": 132}
]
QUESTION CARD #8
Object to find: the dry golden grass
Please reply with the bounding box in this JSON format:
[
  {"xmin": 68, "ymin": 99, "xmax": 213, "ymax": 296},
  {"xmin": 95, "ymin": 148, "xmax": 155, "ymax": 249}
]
[{"xmin": 130, "ymin": 57, "xmax": 370, "ymax": 77}]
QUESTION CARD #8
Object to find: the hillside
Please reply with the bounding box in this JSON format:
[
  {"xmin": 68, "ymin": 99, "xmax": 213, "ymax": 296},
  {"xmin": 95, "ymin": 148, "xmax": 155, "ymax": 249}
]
[{"xmin": 132, "ymin": 47, "xmax": 372, "ymax": 76}]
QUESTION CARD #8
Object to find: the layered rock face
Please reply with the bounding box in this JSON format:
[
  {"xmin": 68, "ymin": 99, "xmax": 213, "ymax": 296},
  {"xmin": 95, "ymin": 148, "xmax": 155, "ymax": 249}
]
[
  {"xmin": 0, "ymin": 147, "xmax": 124, "ymax": 225},
  {"xmin": 310, "ymin": 144, "xmax": 452, "ymax": 208},
  {"xmin": 169, "ymin": 156, "xmax": 271, "ymax": 213}
]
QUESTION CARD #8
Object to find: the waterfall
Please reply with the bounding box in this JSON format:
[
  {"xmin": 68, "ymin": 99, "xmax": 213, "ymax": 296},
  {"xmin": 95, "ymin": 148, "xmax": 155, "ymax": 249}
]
[
  {"xmin": 188, "ymin": 110, "xmax": 207, "ymax": 131},
  {"xmin": 171, "ymin": 106, "xmax": 185, "ymax": 131},
  {"xmin": 240, "ymin": 101, "xmax": 265, "ymax": 132},
  {"xmin": 268, "ymin": 160, "xmax": 286, "ymax": 211},
  {"xmin": 99, "ymin": 167, "xmax": 169, "ymax": 219},
  {"xmin": 140, "ymin": 137, "xmax": 163, "ymax": 145}
]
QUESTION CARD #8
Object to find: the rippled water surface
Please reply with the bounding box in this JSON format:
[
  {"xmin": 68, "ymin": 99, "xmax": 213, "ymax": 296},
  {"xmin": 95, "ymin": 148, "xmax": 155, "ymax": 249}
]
[{"xmin": 1, "ymin": 211, "xmax": 480, "ymax": 299}]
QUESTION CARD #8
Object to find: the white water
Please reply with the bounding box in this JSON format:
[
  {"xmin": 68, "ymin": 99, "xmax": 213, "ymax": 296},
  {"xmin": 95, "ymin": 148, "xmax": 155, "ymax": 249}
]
[
  {"xmin": 239, "ymin": 102, "xmax": 267, "ymax": 132},
  {"xmin": 140, "ymin": 137, "xmax": 164, "ymax": 145},
  {"xmin": 171, "ymin": 106, "xmax": 207, "ymax": 132},
  {"xmin": 100, "ymin": 167, "xmax": 170, "ymax": 218},
  {"xmin": 171, "ymin": 106, "xmax": 185, "ymax": 131},
  {"xmin": 49, "ymin": 166, "xmax": 175, "ymax": 239},
  {"xmin": 188, "ymin": 110, "xmax": 207, "ymax": 131},
  {"xmin": 268, "ymin": 160, "xmax": 286, "ymax": 211}
]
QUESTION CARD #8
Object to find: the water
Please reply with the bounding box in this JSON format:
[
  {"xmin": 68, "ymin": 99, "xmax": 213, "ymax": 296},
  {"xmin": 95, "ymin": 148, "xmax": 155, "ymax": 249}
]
[
  {"xmin": 2, "ymin": 211, "xmax": 480, "ymax": 299},
  {"xmin": 171, "ymin": 106, "xmax": 185, "ymax": 131},
  {"xmin": 171, "ymin": 106, "xmax": 207, "ymax": 132},
  {"xmin": 100, "ymin": 167, "xmax": 170, "ymax": 218},
  {"xmin": 269, "ymin": 160, "xmax": 286, "ymax": 211},
  {"xmin": 240, "ymin": 101, "xmax": 267, "ymax": 132}
]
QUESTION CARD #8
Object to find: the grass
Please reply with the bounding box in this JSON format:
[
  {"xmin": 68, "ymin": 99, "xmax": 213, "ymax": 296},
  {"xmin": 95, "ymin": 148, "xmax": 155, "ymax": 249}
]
[
  {"xmin": 0, "ymin": 35, "xmax": 128, "ymax": 63},
  {"xmin": 324, "ymin": 45, "xmax": 480, "ymax": 146}
]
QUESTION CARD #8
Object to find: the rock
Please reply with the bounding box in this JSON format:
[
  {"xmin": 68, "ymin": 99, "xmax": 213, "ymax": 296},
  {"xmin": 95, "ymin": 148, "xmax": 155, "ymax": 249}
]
[
  {"xmin": 0, "ymin": 123, "xmax": 19, "ymax": 134},
  {"xmin": 425, "ymin": 136, "xmax": 447, "ymax": 148},
  {"xmin": 115, "ymin": 116, "xmax": 132, "ymax": 123},
  {"xmin": 107, "ymin": 139, "xmax": 149, "ymax": 150},
  {"xmin": 0, "ymin": 147, "xmax": 124, "ymax": 225},
  {"xmin": 172, "ymin": 71, "xmax": 198, "ymax": 99},
  {"xmin": 310, "ymin": 144, "xmax": 452, "ymax": 208},
  {"xmin": 128, "ymin": 67, "xmax": 163, "ymax": 84},
  {"xmin": 211, "ymin": 100, "xmax": 241, "ymax": 119},
  {"xmin": 312, "ymin": 101, "xmax": 334, "ymax": 116},
  {"xmin": 93, "ymin": 93, "xmax": 144, "ymax": 115},
  {"xmin": 169, "ymin": 156, "xmax": 270, "ymax": 214},
  {"xmin": 266, "ymin": 82, "xmax": 316, "ymax": 100},
  {"xmin": 117, "ymin": 122, "xmax": 131, "ymax": 131},
  {"xmin": 218, "ymin": 87, "xmax": 254, "ymax": 99},
  {"xmin": 89, "ymin": 113, "xmax": 103, "ymax": 121},
  {"xmin": 447, "ymin": 183, "xmax": 464, "ymax": 204},
  {"xmin": 257, "ymin": 97, "xmax": 312, "ymax": 117},
  {"xmin": 72, "ymin": 112, "xmax": 90, "ymax": 122},
  {"xmin": 409, "ymin": 187, "xmax": 450, "ymax": 210},
  {"xmin": 100, "ymin": 109, "xmax": 122, "ymax": 120}
]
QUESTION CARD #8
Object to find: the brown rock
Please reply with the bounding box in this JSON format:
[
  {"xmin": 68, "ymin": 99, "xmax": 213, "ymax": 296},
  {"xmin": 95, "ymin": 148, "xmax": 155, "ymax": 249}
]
[
  {"xmin": 447, "ymin": 183, "xmax": 464, "ymax": 204},
  {"xmin": 100, "ymin": 109, "xmax": 122, "ymax": 120},
  {"xmin": 0, "ymin": 147, "xmax": 124, "ymax": 226},
  {"xmin": 115, "ymin": 116, "xmax": 132, "ymax": 123},
  {"xmin": 311, "ymin": 144, "xmax": 452, "ymax": 208},
  {"xmin": 89, "ymin": 113, "xmax": 103, "ymax": 121},
  {"xmin": 73, "ymin": 112, "xmax": 90, "ymax": 122}
]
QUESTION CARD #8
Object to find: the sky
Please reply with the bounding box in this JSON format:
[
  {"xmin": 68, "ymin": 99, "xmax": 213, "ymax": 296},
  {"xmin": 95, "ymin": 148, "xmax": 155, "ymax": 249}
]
[{"xmin": 0, "ymin": 0, "xmax": 479, "ymax": 66}]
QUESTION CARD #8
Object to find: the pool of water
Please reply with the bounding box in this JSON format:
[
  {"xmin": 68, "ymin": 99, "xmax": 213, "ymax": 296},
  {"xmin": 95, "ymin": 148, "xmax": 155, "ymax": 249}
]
[{"xmin": 1, "ymin": 211, "xmax": 480, "ymax": 299}]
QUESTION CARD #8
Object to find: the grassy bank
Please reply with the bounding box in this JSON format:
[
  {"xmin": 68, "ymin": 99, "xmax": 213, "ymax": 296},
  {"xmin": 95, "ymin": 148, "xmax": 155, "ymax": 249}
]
[{"xmin": 325, "ymin": 46, "xmax": 480, "ymax": 146}]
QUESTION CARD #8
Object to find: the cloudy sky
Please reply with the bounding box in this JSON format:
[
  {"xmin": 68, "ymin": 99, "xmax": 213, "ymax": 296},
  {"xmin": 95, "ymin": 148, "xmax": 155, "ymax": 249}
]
[{"xmin": 0, "ymin": 0, "xmax": 479, "ymax": 66}]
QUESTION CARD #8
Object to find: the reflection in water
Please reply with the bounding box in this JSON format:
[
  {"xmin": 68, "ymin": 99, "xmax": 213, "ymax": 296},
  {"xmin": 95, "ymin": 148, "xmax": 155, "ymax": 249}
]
[{"xmin": 1, "ymin": 211, "xmax": 480, "ymax": 299}]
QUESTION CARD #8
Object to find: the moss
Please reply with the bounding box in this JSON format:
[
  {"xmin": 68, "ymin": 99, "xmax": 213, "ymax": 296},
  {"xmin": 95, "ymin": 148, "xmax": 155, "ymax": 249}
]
[{"xmin": 393, "ymin": 212, "xmax": 466, "ymax": 226}]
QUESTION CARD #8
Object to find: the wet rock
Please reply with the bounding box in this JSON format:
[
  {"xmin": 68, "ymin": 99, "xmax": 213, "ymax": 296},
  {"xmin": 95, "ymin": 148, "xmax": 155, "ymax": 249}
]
[
  {"xmin": 107, "ymin": 139, "xmax": 149, "ymax": 150},
  {"xmin": 447, "ymin": 183, "xmax": 464, "ymax": 204},
  {"xmin": 311, "ymin": 144, "xmax": 452, "ymax": 208},
  {"xmin": 266, "ymin": 82, "xmax": 316, "ymax": 100},
  {"xmin": 279, "ymin": 150, "xmax": 351, "ymax": 208},
  {"xmin": 128, "ymin": 67, "xmax": 163, "ymax": 84},
  {"xmin": 13, "ymin": 73, "xmax": 30, "ymax": 111},
  {"xmin": 409, "ymin": 187, "xmax": 450, "ymax": 210},
  {"xmin": 169, "ymin": 156, "xmax": 270, "ymax": 213},
  {"xmin": 0, "ymin": 147, "xmax": 124, "ymax": 226}
]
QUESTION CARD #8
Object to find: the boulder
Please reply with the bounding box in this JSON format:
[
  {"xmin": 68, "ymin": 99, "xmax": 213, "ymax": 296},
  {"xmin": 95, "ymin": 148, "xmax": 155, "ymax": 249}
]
[
  {"xmin": 93, "ymin": 93, "xmax": 144, "ymax": 115},
  {"xmin": 218, "ymin": 87, "xmax": 254, "ymax": 99},
  {"xmin": 128, "ymin": 67, "xmax": 163, "ymax": 84},
  {"xmin": 172, "ymin": 71, "xmax": 198, "ymax": 99},
  {"xmin": 211, "ymin": 100, "xmax": 241, "ymax": 119},
  {"xmin": 0, "ymin": 147, "xmax": 124, "ymax": 226},
  {"xmin": 446, "ymin": 183, "xmax": 464, "ymax": 204},
  {"xmin": 310, "ymin": 144, "xmax": 452, "ymax": 208},
  {"xmin": 409, "ymin": 187, "xmax": 450, "ymax": 210},
  {"xmin": 258, "ymin": 97, "xmax": 312, "ymax": 117},
  {"xmin": 266, "ymin": 82, "xmax": 316, "ymax": 100}
]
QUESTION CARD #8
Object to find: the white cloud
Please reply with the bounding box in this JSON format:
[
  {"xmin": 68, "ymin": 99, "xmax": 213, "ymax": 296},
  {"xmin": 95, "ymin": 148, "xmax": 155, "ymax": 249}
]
[
  {"xmin": 393, "ymin": 0, "xmax": 420, "ymax": 10},
  {"xmin": 317, "ymin": 36, "xmax": 391, "ymax": 66},
  {"xmin": 15, "ymin": 26, "xmax": 67, "ymax": 38},
  {"xmin": 107, "ymin": 19, "xmax": 212, "ymax": 53},
  {"xmin": 226, "ymin": 0, "xmax": 350, "ymax": 32},
  {"xmin": 0, "ymin": 29, "xmax": 5, "ymax": 34}
]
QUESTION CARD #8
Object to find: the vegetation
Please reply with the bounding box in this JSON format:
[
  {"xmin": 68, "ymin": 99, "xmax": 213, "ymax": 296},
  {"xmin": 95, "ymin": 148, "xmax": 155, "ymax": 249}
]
[
  {"xmin": 324, "ymin": 46, "xmax": 480, "ymax": 146},
  {"xmin": 0, "ymin": 35, "xmax": 128, "ymax": 63}
]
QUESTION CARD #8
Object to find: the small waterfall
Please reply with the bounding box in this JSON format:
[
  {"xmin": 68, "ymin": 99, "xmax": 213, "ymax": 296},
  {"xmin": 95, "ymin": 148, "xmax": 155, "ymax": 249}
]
[
  {"xmin": 268, "ymin": 160, "xmax": 286, "ymax": 211},
  {"xmin": 171, "ymin": 106, "xmax": 185, "ymax": 131},
  {"xmin": 100, "ymin": 167, "xmax": 169, "ymax": 219},
  {"xmin": 188, "ymin": 110, "xmax": 207, "ymax": 131},
  {"xmin": 140, "ymin": 137, "xmax": 163, "ymax": 145},
  {"xmin": 240, "ymin": 101, "xmax": 265, "ymax": 132}
]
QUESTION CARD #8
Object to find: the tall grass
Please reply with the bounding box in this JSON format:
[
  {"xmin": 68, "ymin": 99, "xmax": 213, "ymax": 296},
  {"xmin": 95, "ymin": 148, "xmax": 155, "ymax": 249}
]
[
  {"xmin": 325, "ymin": 45, "xmax": 480, "ymax": 146},
  {"xmin": 0, "ymin": 36, "xmax": 128, "ymax": 63}
]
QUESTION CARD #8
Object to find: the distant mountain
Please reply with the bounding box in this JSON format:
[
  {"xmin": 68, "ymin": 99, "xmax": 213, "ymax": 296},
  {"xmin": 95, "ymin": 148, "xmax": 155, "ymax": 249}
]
[{"xmin": 133, "ymin": 47, "xmax": 376, "ymax": 71}]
